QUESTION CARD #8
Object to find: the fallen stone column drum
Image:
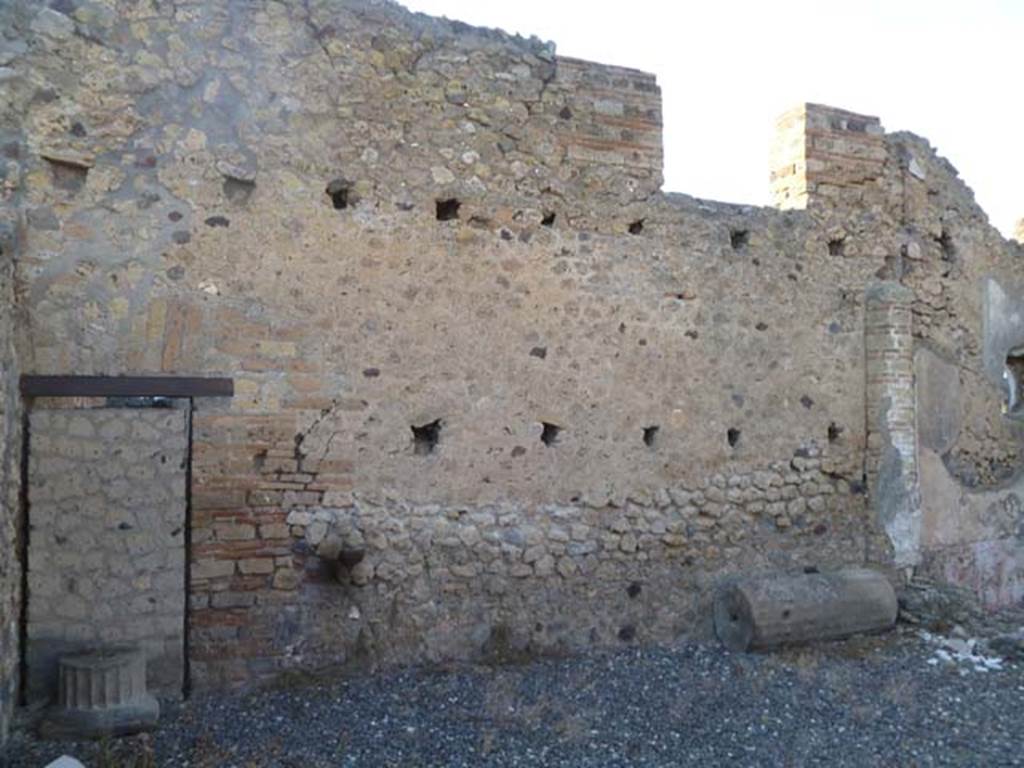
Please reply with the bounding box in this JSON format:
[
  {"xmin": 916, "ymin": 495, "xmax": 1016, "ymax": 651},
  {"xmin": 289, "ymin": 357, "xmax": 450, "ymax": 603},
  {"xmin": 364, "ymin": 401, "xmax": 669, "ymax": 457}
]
[{"xmin": 714, "ymin": 568, "xmax": 898, "ymax": 652}]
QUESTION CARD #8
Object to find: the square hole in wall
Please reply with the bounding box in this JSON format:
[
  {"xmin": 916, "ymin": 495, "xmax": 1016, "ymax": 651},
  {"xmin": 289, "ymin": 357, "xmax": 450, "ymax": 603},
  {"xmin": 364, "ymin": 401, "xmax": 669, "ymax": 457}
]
[
  {"xmin": 540, "ymin": 422, "xmax": 561, "ymax": 446},
  {"xmin": 411, "ymin": 419, "xmax": 442, "ymax": 454},
  {"xmin": 436, "ymin": 198, "xmax": 461, "ymax": 221},
  {"xmin": 326, "ymin": 178, "xmax": 351, "ymax": 210},
  {"xmin": 730, "ymin": 229, "xmax": 749, "ymax": 251},
  {"xmin": 642, "ymin": 425, "xmax": 659, "ymax": 448},
  {"xmin": 47, "ymin": 158, "xmax": 89, "ymax": 193}
]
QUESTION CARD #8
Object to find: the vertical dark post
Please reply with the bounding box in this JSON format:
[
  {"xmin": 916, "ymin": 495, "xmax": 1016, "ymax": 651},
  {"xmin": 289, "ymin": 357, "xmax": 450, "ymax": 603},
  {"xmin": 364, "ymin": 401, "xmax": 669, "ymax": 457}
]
[
  {"xmin": 182, "ymin": 399, "xmax": 194, "ymax": 699},
  {"xmin": 16, "ymin": 407, "xmax": 29, "ymax": 706}
]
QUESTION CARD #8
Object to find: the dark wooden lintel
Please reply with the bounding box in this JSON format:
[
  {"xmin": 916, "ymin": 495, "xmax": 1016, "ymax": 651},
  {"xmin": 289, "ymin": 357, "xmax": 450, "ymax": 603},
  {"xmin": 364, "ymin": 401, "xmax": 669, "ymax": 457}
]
[{"xmin": 20, "ymin": 375, "xmax": 234, "ymax": 398}]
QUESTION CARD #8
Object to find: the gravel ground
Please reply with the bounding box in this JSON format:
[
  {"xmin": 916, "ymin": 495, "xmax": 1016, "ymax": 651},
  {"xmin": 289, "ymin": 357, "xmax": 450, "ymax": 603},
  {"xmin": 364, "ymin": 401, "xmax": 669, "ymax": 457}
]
[{"xmin": 6, "ymin": 626, "xmax": 1024, "ymax": 768}]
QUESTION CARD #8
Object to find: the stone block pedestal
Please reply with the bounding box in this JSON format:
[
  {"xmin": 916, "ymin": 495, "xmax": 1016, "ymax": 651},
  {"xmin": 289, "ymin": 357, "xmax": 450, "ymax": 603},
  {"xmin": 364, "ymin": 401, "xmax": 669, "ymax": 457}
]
[{"xmin": 39, "ymin": 648, "xmax": 160, "ymax": 740}]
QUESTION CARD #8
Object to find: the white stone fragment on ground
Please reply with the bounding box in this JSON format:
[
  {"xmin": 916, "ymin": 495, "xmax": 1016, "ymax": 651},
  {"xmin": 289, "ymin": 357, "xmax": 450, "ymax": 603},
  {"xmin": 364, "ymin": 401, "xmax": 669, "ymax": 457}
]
[
  {"xmin": 920, "ymin": 630, "xmax": 1004, "ymax": 672},
  {"xmin": 44, "ymin": 757, "xmax": 86, "ymax": 768}
]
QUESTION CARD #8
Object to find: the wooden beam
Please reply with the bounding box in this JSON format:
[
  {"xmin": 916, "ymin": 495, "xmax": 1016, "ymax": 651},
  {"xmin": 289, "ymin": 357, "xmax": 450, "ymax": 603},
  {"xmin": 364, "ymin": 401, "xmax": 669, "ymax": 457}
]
[{"xmin": 20, "ymin": 375, "xmax": 234, "ymax": 398}]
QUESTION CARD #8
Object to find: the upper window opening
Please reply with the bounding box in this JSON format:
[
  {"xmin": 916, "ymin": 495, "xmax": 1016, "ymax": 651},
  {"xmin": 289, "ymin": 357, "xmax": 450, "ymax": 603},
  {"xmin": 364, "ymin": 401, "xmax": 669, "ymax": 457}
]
[{"xmin": 1003, "ymin": 349, "xmax": 1024, "ymax": 417}]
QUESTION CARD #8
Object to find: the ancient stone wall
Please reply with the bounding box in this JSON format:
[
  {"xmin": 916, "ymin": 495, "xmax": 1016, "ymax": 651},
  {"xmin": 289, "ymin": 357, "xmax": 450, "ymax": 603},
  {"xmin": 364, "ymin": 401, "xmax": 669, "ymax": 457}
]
[
  {"xmin": 26, "ymin": 407, "xmax": 188, "ymax": 704},
  {"xmin": 1, "ymin": 0, "xmax": 1022, "ymax": 702},
  {"xmin": 0, "ymin": 251, "xmax": 20, "ymax": 745},
  {"xmin": 0, "ymin": 5, "xmax": 24, "ymax": 739}
]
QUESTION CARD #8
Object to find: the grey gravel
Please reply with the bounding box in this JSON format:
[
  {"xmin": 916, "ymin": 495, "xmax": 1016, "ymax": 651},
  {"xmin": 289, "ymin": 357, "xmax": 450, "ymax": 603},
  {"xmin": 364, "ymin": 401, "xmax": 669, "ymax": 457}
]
[{"xmin": 6, "ymin": 630, "xmax": 1024, "ymax": 767}]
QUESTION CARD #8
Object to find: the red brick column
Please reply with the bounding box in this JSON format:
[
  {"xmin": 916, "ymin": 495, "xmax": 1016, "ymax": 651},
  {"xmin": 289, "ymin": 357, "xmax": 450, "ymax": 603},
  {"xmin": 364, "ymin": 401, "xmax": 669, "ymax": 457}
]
[
  {"xmin": 864, "ymin": 281, "xmax": 920, "ymax": 567},
  {"xmin": 771, "ymin": 103, "xmax": 887, "ymax": 211}
]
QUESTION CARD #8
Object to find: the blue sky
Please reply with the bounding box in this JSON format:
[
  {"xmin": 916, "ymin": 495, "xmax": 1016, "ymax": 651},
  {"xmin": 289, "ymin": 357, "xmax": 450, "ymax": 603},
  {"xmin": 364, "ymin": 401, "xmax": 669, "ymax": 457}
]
[{"xmin": 403, "ymin": 0, "xmax": 1023, "ymax": 237}]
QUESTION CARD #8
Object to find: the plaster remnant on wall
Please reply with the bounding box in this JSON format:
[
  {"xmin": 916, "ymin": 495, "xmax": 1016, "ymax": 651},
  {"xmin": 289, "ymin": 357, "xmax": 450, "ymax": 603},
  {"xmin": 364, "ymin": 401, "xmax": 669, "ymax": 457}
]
[
  {"xmin": 915, "ymin": 347, "xmax": 961, "ymax": 455},
  {"xmin": 873, "ymin": 406, "xmax": 921, "ymax": 568}
]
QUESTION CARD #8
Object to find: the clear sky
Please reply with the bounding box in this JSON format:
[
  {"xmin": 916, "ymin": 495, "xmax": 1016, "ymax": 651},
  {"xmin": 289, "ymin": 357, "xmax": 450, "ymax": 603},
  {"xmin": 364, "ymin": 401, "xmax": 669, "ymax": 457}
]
[{"xmin": 403, "ymin": 0, "xmax": 1022, "ymax": 237}]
